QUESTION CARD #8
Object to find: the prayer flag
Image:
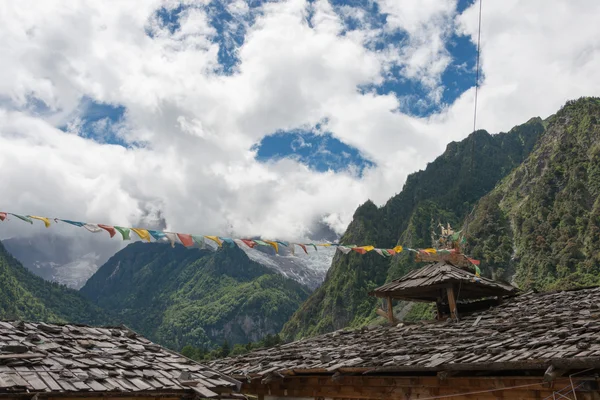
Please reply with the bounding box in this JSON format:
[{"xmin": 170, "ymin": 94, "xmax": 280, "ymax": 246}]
[
  {"xmin": 83, "ymin": 223, "xmax": 104, "ymax": 233},
  {"xmin": 393, "ymin": 246, "xmax": 403, "ymax": 254},
  {"xmin": 98, "ymin": 224, "xmax": 117, "ymax": 238},
  {"xmin": 177, "ymin": 233, "xmax": 194, "ymax": 247},
  {"xmin": 192, "ymin": 235, "xmax": 206, "ymax": 248},
  {"xmin": 205, "ymin": 236, "xmax": 222, "ymax": 247},
  {"xmin": 149, "ymin": 230, "xmax": 166, "ymax": 241},
  {"xmin": 115, "ymin": 226, "xmax": 131, "ymax": 240},
  {"xmin": 164, "ymin": 232, "xmax": 179, "ymax": 247},
  {"xmin": 264, "ymin": 240, "xmax": 279, "ymax": 253},
  {"xmin": 29, "ymin": 216, "xmax": 51, "ymax": 228},
  {"xmin": 221, "ymin": 237, "xmax": 236, "ymax": 247},
  {"xmin": 241, "ymin": 239, "xmax": 256, "ymax": 248},
  {"xmin": 11, "ymin": 214, "xmax": 33, "ymax": 224},
  {"xmin": 131, "ymin": 228, "xmax": 151, "ymax": 242}
]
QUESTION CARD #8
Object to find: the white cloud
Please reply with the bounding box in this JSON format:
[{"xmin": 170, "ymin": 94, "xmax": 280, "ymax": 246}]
[{"xmin": 1, "ymin": 0, "xmax": 600, "ymax": 244}]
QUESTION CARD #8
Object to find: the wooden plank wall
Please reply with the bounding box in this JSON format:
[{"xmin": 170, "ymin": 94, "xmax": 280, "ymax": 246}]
[{"xmin": 243, "ymin": 375, "xmax": 600, "ymax": 400}]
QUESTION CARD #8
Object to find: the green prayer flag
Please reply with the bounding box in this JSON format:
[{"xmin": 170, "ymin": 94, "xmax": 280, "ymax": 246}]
[
  {"xmin": 114, "ymin": 226, "xmax": 131, "ymax": 240},
  {"xmin": 10, "ymin": 214, "xmax": 33, "ymax": 224}
]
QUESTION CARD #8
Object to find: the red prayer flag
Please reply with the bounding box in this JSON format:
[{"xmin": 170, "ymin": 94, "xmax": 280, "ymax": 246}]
[
  {"xmin": 98, "ymin": 224, "xmax": 116, "ymax": 238},
  {"xmin": 468, "ymin": 258, "xmax": 480, "ymax": 265},
  {"xmin": 387, "ymin": 249, "xmax": 395, "ymax": 256},
  {"xmin": 298, "ymin": 244, "xmax": 308, "ymax": 254},
  {"xmin": 0, "ymin": 212, "xmax": 6, "ymax": 221},
  {"xmin": 241, "ymin": 239, "xmax": 256, "ymax": 248},
  {"xmin": 353, "ymin": 247, "xmax": 367, "ymax": 255},
  {"xmin": 177, "ymin": 233, "xmax": 194, "ymax": 247}
]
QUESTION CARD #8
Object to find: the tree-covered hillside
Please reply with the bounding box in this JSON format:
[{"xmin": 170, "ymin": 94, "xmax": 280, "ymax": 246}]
[
  {"xmin": 80, "ymin": 242, "xmax": 311, "ymax": 349},
  {"xmin": 281, "ymin": 117, "xmax": 545, "ymax": 340},
  {"xmin": 0, "ymin": 241, "xmax": 107, "ymax": 324},
  {"xmin": 466, "ymin": 97, "xmax": 600, "ymax": 289}
]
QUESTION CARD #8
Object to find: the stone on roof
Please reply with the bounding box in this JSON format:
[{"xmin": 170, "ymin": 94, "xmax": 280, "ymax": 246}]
[
  {"xmin": 370, "ymin": 261, "xmax": 517, "ymax": 301},
  {"xmin": 0, "ymin": 321, "xmax": 239, "ymax": 397},
  {"xmin": 210, "ymin": 287, "xmax": 600, "ymax": 377}
]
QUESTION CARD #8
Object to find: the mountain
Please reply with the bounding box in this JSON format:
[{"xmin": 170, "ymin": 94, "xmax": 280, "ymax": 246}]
[
  {"xmin": 465, "ymin": 97, "xmax": 600, "ymax": 289},
  {"xmin": 0, "ymin": 241, "xmax": 107, "ymax": 324},
  {"xmin": 80, "ymin": 242, "xmax": 311, "ymax": 349},
  {"xmin": 2, "ymin": 234, "xmax": 120, "ymax": 289},
  {"xmin": 281, "ymin": 116, "xmax": 546, "ymax": 340}
]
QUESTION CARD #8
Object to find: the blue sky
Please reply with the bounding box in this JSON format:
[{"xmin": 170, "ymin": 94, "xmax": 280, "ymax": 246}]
[{"xmin": 74, "ymin": 0, "xmax": 477, "ymax": 175}]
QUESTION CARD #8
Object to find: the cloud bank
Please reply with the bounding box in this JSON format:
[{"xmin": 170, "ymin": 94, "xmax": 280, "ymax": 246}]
[{"xmin": 1, "ymin": 0, "xmax": 599, "ymax": 241}]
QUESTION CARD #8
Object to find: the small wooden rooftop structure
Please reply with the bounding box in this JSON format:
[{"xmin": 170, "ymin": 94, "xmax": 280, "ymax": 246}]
[
  {"xmin": 211, "ymin": 287, "xmax": 600, "ymax": 400},
  {"xmin": 370, "ymin": 261, "xmax": 518, "ymax": 322},
  {"xmin": 0, "ymin": 320, "xmax": 240, "ymax": 399}
]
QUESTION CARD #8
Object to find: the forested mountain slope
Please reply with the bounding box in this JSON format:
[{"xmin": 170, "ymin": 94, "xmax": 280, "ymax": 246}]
[
  {"xmin": 466, "ymin": 97, "xmax": 600, "ymax": 289},
  {"xmin": 81, "ymin": 242, "xmax": 311, "ymax": 349},
  {"xmin": 0, "ymin": 241, "xmax": 107, "ymax": 325},
  {"xmin": 281, "ymin": 117, "xmax": 545, "ymax": 340}
]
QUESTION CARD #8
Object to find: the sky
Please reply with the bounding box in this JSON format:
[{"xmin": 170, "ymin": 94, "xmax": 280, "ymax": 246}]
[{"xmin": 1, "ymin": 0, "xmax": 600, "ymax": 241}]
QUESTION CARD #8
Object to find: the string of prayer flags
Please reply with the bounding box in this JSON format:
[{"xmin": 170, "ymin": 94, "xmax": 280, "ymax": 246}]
[
  {"xmin": 29, "ymin": 216, "xmax": 51, "ymax": 228},
  {"xmin": 205, "ymin": 236, "xmax": 222, "ymax": 247},
  {"xmin": 0, "ymin": 210, "xmax": 474, "ymax": 262},
  {"xmin": 98, "ymin": 224, "xmax": 117, "ymax": 238},
  {"xmin": 114, "ymin": 226, "xmax": 131, "ymax": 240},
  {"xmin": 131, "ymin": 228, "xmax": 151, "ymax": 242}
]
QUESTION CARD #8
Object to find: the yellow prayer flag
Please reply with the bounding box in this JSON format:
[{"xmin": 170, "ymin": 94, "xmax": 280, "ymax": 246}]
[
  {"xmin": 362, "ymin": 245, "xmax": 375, "ymax": 252},
  {"xmin": 424, "ymin": 248, "xmax": 437, "ymax": 254},
  {"xmin": 29, "ymin": 216, "xmax": 51, "ymax": 228},
  {"xmin": 264, "ymin": 240, "xmax": 279, "ymax": 253},
  {"xmin": 131, "ymin": 228, "xmax": 151, "ymax": 242},
  {"xmin": 316, "ymin": 243, "xmax": 332, "ymax": 247},
  {"xmin": 205, "ymin": 236, "xmax": 223, "ymax": 247},
  {"xmin": 393, "ymin": 246, "xmax": 403, "ymax": 253}
]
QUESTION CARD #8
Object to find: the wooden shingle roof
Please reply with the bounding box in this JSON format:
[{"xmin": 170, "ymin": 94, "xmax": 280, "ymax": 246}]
[
  {"xmin": 210, "ymin": 287, "xmax": 600, "ymax": 377},
  {"xmin": 370, "ymin": 261, "xmax": 517, "ymax": 301},
  {"xmin": 0, "ymin": 321, "xmax": 239, "ymax": 397}
]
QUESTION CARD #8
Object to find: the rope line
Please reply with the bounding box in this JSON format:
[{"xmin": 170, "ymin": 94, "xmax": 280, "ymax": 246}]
[{"xmin": 473, "ymin": 0, "xmax": 483, "ymax": 133}]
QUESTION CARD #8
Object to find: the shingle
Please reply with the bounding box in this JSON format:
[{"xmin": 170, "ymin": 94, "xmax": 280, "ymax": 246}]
[
  {"xmin": 0, "ymin": 321, "xmax": 239, "ymax": 396},
  {"xmin": 210, "ymin": 287, "xmax": 600, "ymax": 376}
]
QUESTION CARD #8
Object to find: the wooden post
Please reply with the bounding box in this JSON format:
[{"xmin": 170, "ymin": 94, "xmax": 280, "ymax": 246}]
[
  {"xmin": 386, "ymin": 296, "xmax": 395, "ymax": 325},
  {"xmin": 435, "ymin": 300, "xmax": 443, "ymax": 321},
  {"xmin": 446, "ymin": 286, "xmax": 458, "ymax": 320}
]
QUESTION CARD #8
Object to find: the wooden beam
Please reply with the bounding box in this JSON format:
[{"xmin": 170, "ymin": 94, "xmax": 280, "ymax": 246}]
[
  {"xmin": 375, "ymin": 308, "xmax": 388, "ymax": 319},
  {"xmin": 446, "ymin": 286, "xmax": 458, "ymax": 320},
  {"xmin": 386, "ymin": 297, "xmax": 395, "ymax": 325}
]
